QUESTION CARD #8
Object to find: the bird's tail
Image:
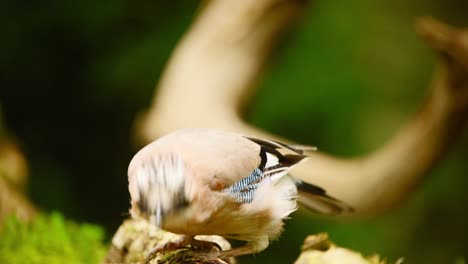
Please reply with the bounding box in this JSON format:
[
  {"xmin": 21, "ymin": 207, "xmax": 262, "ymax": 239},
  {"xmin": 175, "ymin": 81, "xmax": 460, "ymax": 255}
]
[{"xmin": 296, "ymin": 181, "xmax": 354, "ymax": 214}]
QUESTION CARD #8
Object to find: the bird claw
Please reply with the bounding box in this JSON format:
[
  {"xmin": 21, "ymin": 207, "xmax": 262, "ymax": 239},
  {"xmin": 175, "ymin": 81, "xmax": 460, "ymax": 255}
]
[
  {"xmin": 144, "ymin": 236, "xmax": 223, "ymax": 263},
  {"xmin": 145, "ymin": 236, "xmax": 188, "ymax": 263},
  {"xmin": 190, "ymin": 238, "xmax": 223, "ymax": 251}
]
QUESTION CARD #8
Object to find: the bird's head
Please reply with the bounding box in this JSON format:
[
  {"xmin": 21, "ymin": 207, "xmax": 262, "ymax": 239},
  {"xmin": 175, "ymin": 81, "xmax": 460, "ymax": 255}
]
[{"xmin": 128, "ymin": 152, "xmax": 191, "ymax": 228}]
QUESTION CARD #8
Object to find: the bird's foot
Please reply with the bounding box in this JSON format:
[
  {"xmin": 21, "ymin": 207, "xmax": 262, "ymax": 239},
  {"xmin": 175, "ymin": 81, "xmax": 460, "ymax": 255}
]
[
  {"xmin": 144, "ymin": 235, "xmax": 222, "ymax": 263},
  {"xmin": 145, "ymin": 235, "xmax": 190, "ymax": 263},
  {"xmin": 189, "ymin": 238, "xmax": 222, "ymax": 251}
]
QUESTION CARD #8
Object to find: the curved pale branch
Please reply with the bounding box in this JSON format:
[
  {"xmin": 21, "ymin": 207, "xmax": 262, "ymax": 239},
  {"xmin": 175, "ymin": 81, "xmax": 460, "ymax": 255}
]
[
  {"xmin": 136, "ymin": 0, "xmax": 468, "ymax": 214},
  {"xmin": 136, "ymin": 0, "xmax": 306, "ymax": 139}
]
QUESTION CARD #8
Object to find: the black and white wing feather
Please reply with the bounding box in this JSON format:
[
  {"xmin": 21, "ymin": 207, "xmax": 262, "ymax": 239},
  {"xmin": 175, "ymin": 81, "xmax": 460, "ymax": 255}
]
[
  {"xmin": 246, "ymin": 137, "xmax": 353, "ymax": 214},
  {"xmin": 223, "ymin": 136, "xmax": 352, "ymax": 214},
  {"xmin": 245, "ymin": 137, "xmax": 308, "ymax": 182},
  {"xmin": 223, "ymin": 137, "xmax": 306, "ymax": 204}
]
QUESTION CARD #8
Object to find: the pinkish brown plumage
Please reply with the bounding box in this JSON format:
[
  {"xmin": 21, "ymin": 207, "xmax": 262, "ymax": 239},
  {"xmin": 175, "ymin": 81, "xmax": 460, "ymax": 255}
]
[{"xmin": 128, "ymin": 128, "xmax": 351, "ymax": 258}]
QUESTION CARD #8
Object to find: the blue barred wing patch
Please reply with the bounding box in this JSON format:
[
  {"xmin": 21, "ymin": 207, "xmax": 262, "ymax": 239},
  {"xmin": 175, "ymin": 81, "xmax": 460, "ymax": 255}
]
[{"xmin": 222, "ymin": 168, "xmax": 265, "ymax": 203}]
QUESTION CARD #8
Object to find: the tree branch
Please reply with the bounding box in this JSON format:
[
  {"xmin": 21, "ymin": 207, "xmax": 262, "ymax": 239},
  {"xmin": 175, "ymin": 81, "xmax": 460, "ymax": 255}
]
[
  {"xmin": 294, "ymin": 233, "xmax": 395, "ymax": 264},
  {"xmin": 136, "ymin": 0, "xmax": 468, "ymax": 214},
  {"xmin": 102, "ymin": 219, "xmax": 232, "ymax": 264},
  {"xmin": 136, "ymin": 0, "xmax": 306, "ymax": 139},
  {"xmin": 103, "ymin": 221, "xmax": 397, "ymax": 264}
]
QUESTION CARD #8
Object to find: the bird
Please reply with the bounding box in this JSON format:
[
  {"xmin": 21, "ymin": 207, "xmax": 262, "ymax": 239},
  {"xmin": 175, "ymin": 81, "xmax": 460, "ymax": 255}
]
[{"xmin": 128, "ymin": 128, "xmax": 352, "ymax": 259}]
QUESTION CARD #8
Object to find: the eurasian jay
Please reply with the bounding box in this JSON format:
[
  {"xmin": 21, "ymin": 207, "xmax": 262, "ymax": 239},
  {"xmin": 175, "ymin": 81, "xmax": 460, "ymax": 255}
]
[{"xmin": 128, "ymin": 128, "xmax": 351, "ymax": 258}]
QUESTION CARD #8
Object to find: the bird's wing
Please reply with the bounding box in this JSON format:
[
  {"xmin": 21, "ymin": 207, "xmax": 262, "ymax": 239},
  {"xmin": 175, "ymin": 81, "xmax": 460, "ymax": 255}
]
[
  {"xmin": 238, "ymin": 136, "xmax": 353, "ymax": 214},
  {"xmin": 145, "ymin": 129, "xmax": 353, "ymax": 214},
  {"xmin": 222, "ymin": 136, "xmax": 307, "ymax": 203},
  {"xmin": 243, "ymin": 137, "xmax": 308, "ymax": 182}
]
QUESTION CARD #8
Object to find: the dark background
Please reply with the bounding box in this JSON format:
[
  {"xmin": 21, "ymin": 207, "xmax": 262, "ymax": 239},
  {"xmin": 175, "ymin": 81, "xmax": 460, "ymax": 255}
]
[{"xmin": 1, "ymin": 0, "xmax": 467, "ymax": 263}]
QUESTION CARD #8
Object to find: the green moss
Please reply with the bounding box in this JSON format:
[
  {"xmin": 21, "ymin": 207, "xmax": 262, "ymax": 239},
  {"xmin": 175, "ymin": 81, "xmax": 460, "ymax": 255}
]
[{"xmin": 0, "ymin": 212, "xmax": 106, "ymax": 264}]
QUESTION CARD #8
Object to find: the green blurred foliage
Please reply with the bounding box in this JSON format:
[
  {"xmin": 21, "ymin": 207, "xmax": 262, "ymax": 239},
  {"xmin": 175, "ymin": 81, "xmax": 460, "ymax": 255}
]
[
  {"xmin": 0, "ymin": 213, "xmax": 106, "ymax": 264},
  {"xmin": 0, "ymin": 0, "xmax": 467, "ymax": 263}
]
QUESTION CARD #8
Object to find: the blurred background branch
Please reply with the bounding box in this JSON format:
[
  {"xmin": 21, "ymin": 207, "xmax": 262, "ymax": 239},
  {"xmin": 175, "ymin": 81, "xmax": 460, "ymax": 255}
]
[
  {"xmin": 0, "ymin": 107, "xmax": 37, "ymax": 225},
  {"xmin": 136, "ymin": 0, "xmax": 468, "ymax": 215},
  {"xmin": 136, "ymin": 0, "xmax": 307, "ymax": 138}
]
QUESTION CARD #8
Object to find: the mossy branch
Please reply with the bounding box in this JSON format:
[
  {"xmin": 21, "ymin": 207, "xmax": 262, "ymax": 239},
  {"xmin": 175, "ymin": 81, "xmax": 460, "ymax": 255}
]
[
  {"xmin": 102, "ymin": 219, "xmax": 232, "ymax": 264},
  {"xmin": 103, "ymin": 219, "xmax": 399, "ymax": 264}
]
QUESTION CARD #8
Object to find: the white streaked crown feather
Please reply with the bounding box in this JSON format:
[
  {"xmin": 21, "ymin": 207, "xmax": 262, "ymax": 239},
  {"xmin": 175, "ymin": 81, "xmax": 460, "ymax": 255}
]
[{"xmin": 132, "ymin": 152, "xmax": 187, "ymax": 226}]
